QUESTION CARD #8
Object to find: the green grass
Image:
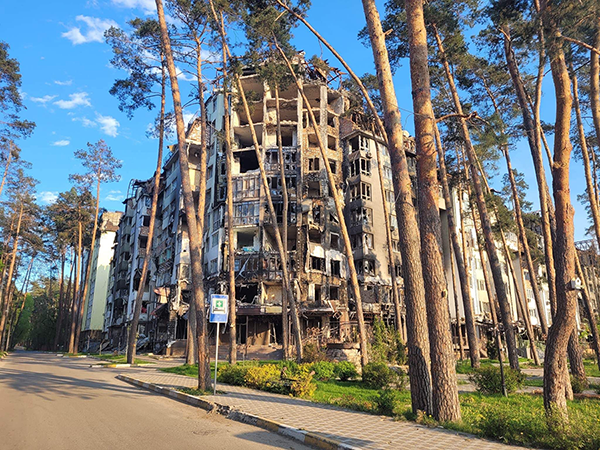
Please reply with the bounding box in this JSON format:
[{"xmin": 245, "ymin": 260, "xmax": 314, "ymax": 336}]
[
  {"xmin": 584, "ymin": 359, "xmax": 600, "ymax": 378},
  {"xmin": 523, "ymin": 378, "xmax": 544, "ymax": 388},
  {"xmin": 93, "ymin": 354, "xmax": 153, "ymax": 365}
]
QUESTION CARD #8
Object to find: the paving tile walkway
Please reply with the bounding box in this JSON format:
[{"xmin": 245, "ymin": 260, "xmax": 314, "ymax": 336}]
[{"xmin": 124, "ymin": 370, "xmax": 524, "ymax": 450}]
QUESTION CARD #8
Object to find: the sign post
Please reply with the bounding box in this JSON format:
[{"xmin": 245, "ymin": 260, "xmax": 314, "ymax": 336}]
[{"xmin": 209, "ymin": 294, "xmax": 228, "ymax": 395}]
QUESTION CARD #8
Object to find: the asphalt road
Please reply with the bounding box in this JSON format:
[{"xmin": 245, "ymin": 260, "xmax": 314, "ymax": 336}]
[{"xmin": 0, "ymin": 351, "xmax": 311, "ymax": 450}]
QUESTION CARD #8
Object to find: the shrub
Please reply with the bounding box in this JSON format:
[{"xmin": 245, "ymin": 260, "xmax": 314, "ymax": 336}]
[
  {"xmin": 334, "ymin": 361, "xmax": 359, "ymax": 381},
  {"xmin": 302, "ymin": 343, "xmax": 327, "ymax": 362},
  {"xmin": 362, "ymin": 362, "xmax": 399, "ymax": 389},
  {"xmin": 369, "ymin": 318, "xmax": 407, "ymax": 364},
  {"xmin": 309, "ymin": 361, "xmax": 336, "ymax": 381},
  {"xmin": 570, "ymin": 375, "xmax": 589, "ymax": 394},
  {"xmin": 469, "ymin": 366, "xmax": 526, "ymax": 394},
  {"xmin": 217, "ymin": 363, "xmax": 250, "ymax": 386},
  {"xmin": 289, "ymin": 366, "xmax": 317, "ymax": 398},
  {"xmin": 274, "ymin": 360, "xmax": 299, "ymax": 372},
  {"xmin": 244, "ymin": 364, "xmax": 281, "ymax": 389},
  {"xmin": 374, "ymin": 388, "xmax": 404, "ymax": 416}
]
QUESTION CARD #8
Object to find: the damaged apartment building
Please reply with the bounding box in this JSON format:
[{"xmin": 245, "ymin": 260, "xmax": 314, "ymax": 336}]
[{"xmin": 200, "ymin": 61, "xmax": 417, "ymax": 348}]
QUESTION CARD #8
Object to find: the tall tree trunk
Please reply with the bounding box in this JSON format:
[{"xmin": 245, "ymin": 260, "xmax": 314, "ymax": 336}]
[
  {"xmin": 156, "ymin": 0, "xmax": 211, "ymax": 390},
  {"xmin": 406, "ymin": 1, "xmax": 460, "ymax": 421},
  {"xmin": 503, "ymin": 147, "xmax": 549, "ymax": 335},
  {"xmin": 6, "ymin": 254, "xmax": 34, "ymax": 350},
  {"xmin": 0, "ymin": 204, "xmax": 23, "ymax": 347},
  {"xmin": 435, "ymin": 123, "xmax": 480, "ymax": 367},
  {"xmin": 502, "ymin": 25, "xmax": 558, "ymax": 317},
  {"xmin": 53, "ymin": 249, "xmax": 66, "ymax": 351},
  {"xmin": 75, "ymin": 179, "xmax": 102, "ymax": 351},
  {"xmin": 434, "ymin": 27, "xmax": 519, "ymax": 370},
  {"xmin": 62, "ymin": 250, "xmax": 75, "ymax": 348},
  {"xmin": 274, "ymin": 84, "xmax": 289, "ymax": 360},
  {"xmin": 541, "ymin": 0, "xmax": 577, "ymax": 420},
  {"xmin": 449, "ymin": 239, "xmax": 464, "ymax": 360},
  {"xmin": 68, "ymin": 212, "xmax": 83, "ymax": 353},
  {"xmin": 127, "ymin": 63, "xmax": 166, "ymax": 365},
  {"xmin": 361, "ymin": 0, "xmax": 432, "ymax": 413},
  {"xmin": 222, "ymin": 45, "xmax": 237, "ymax": 365},
  {"xmin": 275, "ymin": 44, "xmax": 370, "ymax": 366}
]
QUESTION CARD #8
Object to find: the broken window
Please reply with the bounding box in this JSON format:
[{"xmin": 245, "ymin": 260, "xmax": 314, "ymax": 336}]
[
  {"xmin": 307, "ymin": 181, "xmax": 321, "ymax": 198},
  {"xmin": 210, "ymin": 258, "xmax": 218, "ymax": 273},
  {"xmin": 308, "ymin": 229, "xmax": 322, "ymax": 244},
  {"xmin": 364, "ymin": 260, "xmax": 375, "ymax": 276},
  {"xmin": 238, "ymin": 151, "xmax": 259, "ymax": 173},
  {"xmin": 330, "ymin": 233, "xmax": 339, "ymax": 250},
  {"xmin": 211, "ymin": 232, "xmax": 219, "ymax": 248},
  {"xmin": 350, "ymin": 207, "xmax": 373, "ymax": 226},
  {"xmin": 329, "ymin": 159, "xmax": 337, "ymax": 174},
  {"xmin": 233, "ymin": 202, "xmax": 259, "ymax": 225},
  {"xmin": 314, "ymin": 285, "xmax": 322, "ymax": 303},
  {"xmin": 349, "ymin": 182, "xmax": 371, "ymax": 201},
  {"xmin": 285, "ymin": 176, "xmax": 297, "ymax": 189},
  {"xmin": 331, "ymin": 260, "xmax": 341, "ymax": 277},
  {"xmin": 237, "ymin": 230, "xmax": 255, "ymax": 250},
  {"xmin": 207, "ymin": 165, "xmax": 214, "ymax": 179},
  {"xmin": 233, "ymin": 176, "xmax": 259, "ymax": 200},
  {"xmin": 330, "ymin": 286, "xmax": 339, "ymax": 300},
  {"xmin": 312, "ymin": 205, "xmax": 322, "ymax": 225},
  {"xmin": 308, "ymin": 157, "xmax": 320, "ymax": 171},
  {"xmin": 142, "ymin": 215, "xmax": 151, "ymax": 227},
  {"xmin": 350, "ymin": 158, "xmax": 371, "ymax": 177},
  {"xmin": 385, "ymin": 190, "xmax": 395, "ymax": 204},
  {"xmin": 392, "ymin": 241, "xmax": 400, "ymax": 252},
  {"xmin": 351, "ymin": 234, "xmax": 361, "ymax": 249},
  {"xmin": 310, "ymin": 256, "xmax": 325, "ymax": 272},
  {"xmin": 364, "ymin": 233, "xmax": 374, "ymax": 250}
]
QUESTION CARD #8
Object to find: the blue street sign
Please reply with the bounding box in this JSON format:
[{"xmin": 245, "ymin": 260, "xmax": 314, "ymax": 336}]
[{"xmin": 209, "ymin": 294, "xmax": 229, "ymax": 323}]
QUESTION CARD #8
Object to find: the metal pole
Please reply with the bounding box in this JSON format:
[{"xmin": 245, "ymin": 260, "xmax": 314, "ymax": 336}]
[{"xmin": 214, "ymin": 322, "xmax": 219, "ymax": 395}]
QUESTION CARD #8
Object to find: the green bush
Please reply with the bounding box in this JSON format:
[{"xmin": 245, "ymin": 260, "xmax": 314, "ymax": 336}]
[
  {"xmin": 374, "ymin": 388, "xmax": 404, "ymax": 415},
  {"xmin": 334, "ymin": 361, "xmax": 359, "ymax": 381},
  {"xmin": 274, "ymin": 360, "xmax": 299, "ymax": 372},
  {"xmin": 370, "ymin": 318, "xmax": 407, "ymax": 364},
  {"xmin": 362, "ymin": 362, "xmax": 399, "ymax": 389},
  {"xmin": 571, "ymin": 375, "xmax": 589, "ymax": 394},
  {"xmin": 217, "ymin": 363, "xmax": 250, "ymax": 385},
  {"xmin": 289, "ymin": 366, "xmax": 317, "ymax": 398},
  {"xmin": 309, "ymin": 361, "xmax": 336, "ymax": 381},
  {"xmin": 244, "ymin": 364, "xmax": 281, "ymax": 389},
  {"xmin": 302, "ymin": 343, "xmax": 327, "ymax": 363},
  {"xmin": 469, "ymin": 366, "xmax": 526, "ymax": 394}
]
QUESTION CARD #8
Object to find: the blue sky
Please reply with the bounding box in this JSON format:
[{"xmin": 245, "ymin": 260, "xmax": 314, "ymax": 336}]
[{"xmin": 0, "ymin": 0, "xmax": 592, "ymax": 240}]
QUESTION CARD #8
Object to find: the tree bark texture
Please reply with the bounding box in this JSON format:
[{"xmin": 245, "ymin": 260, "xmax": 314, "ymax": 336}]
[
  {"xmin": 0, "ymin": 204, "xmax": 23, "ymax": 348},
  {"xmin": 406, "ymin": 0, "xmax": 460, "ymax": 422},
  {"xmin": 156, "ymin": 0, "xmax": 211, "ymax": 390},
  {"xmin": 361, "ymin": 0, "xmax": 432, "ymax": 414}
]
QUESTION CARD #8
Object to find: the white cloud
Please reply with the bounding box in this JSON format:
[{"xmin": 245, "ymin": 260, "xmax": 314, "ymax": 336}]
[
  {"xmin": 54, "ymin": 80, "xmax": 73, "ymax": 86},
  {"xmin": 176, "ymin": 66, "xmax": 197, "ymax": 82},
  {"xmin": 52, "ymin": 140, "xmax": 70, "ymax": 147},
  {"xmin": 105, "ymin": 190, "xmax": 124, "ymax": 201},
  {"xmin": 111, "ymin": 0, "xmax": 156, "ymax": 13},
  {"xmin": 30, "ymin": 94, "xmax": 57, "ymax": 105},
  {"xmin": 38, "ymin": 191, "xmax": 59, "ymax": 204},
  {"xmin": 96, "ymin": 113, "xmax": 120, "ymax": 137},
  {"xmin": 62, "ymin": 15, "xmax": 118, "ymax": 45},
  {"xmin": 54, "ymin": 92, "xmax": 92, "ymax": 109},
  {"xmin": 73, "ymin": 116, "xmax": 97, "ymax": 127}
]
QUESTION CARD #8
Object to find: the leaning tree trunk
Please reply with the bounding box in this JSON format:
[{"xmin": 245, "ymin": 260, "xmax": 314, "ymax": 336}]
[
  {"xmin": 361, "ymin": 0, "xmax": 432, "ymax": 414},
  {"xmin": 68, "ymin": 228, "xmax": 81, "ymax": 354},
  {"xmin": 275, "ymin": 84, "xmax": 289, "ymax": 360},
  {"xmin": 435, "ymin": 123, "xmax": 480, "ymax": 368},
  {"xmin": 434, "ymin": 27, "xmax": 519, "ymax": 370},
  {"xmin": 0, "ymin": 204, "xmax": 23, "ymax": 347},
  {"xmin": 156, "ymin": 0, "xmax": 211, "ymax": 390},
  {"xmin": 127, "ymin": 63, "xmax": 166, "ymax": 365},
  {"xmin": 222, "ymin": 47, "xmax": 237, "ymax": 365},
  {"xmin": 503, "ymin": 147, "xmax": 549, "ymax": 335},
  {"xmin": 541, "ymin": 0, "xmax": 578, "ymax": 421},
  {"xmin": 502, "ymin": 25, "xmax": 558, "ymax": 318},
  {"xmin": 74, "ymin": 177, "xmax": 102, "ymax": 351},
  {"xmin": 207, "ymin": 0, "xmax": 304, "ymax": 362},
  {"xmin": 275, "ymin": 44, "xmax": 370, "ymax": 366},
  {"xmin": 0, "ymin": 144, "xmax": 14, "ymax": 200},
  {"xmin": 406, "ymin": 0, "xmax": 460, "ymax": 422}
]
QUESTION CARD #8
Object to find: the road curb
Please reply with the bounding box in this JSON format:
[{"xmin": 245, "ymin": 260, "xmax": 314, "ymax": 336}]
[{"xmin": 117, "ymin": 375, "xmax": 359, "ymax": 450}]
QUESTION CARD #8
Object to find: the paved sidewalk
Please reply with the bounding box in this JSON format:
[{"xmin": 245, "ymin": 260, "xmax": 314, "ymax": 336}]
[{"xmin": 123, "ymin": 371, "xmax": 523, "ymax": 450}]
